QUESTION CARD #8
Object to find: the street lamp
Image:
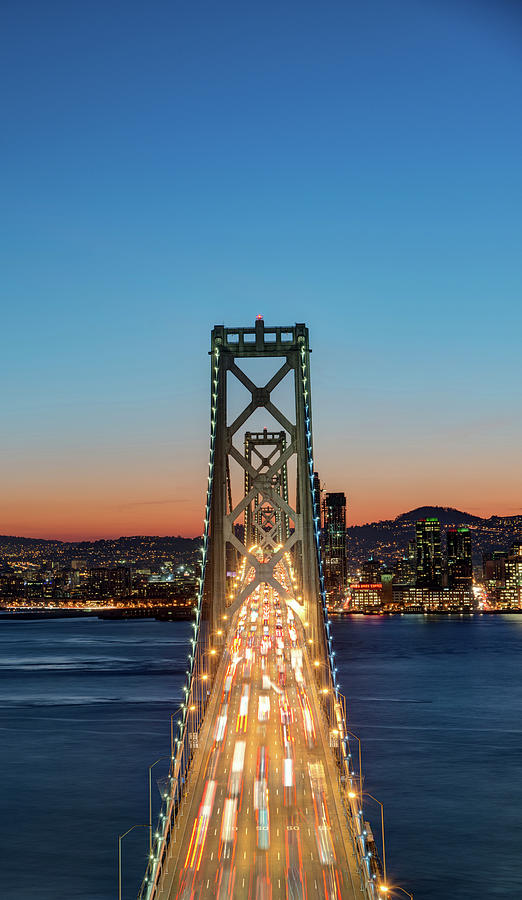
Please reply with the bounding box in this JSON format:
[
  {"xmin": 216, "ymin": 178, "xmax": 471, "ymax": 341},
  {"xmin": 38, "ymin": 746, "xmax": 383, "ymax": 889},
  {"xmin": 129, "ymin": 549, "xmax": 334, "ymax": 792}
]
[
  {"xmin": 379, "ymin": 887, "xmax": 413, "ymax": 900},
  {"xmin": 118, "ymin": 825, "xmax": 148, "ymax": 900},
  {"xmin": 363, "ymin": 791, "xmax": 387, "ymax": 886},
  {"xmin": 365, "ymin": 792, "xmax": 386, "ymax": 883},
  {"xmin": 148, "ymin": 756, "xmax": 170, "ymax": 853},
  {"xmin": 345, "ymin": 728, "xmax": 363, "ymax": 800},
  {"xmin": 169, "ymin": 705, "xmax": 185, "ymax": 762}
]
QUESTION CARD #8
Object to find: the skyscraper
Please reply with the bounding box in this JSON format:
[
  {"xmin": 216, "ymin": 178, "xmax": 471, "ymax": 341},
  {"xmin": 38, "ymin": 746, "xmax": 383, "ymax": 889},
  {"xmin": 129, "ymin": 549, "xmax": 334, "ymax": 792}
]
[
  {"xmin": 415, "ymin": 518, "xmax": 442, "ymax": 588},
  {"xmin": 322, "ymin": 492, "xmax": 347, "ymax": 593},
  {"xmin": 504, "ymin": 542, "xmax": 522, "ymax": 607},
  {"xmin": 447, "ymin": 527, "xmax": 472, "ymax": 588},
  {"xmin": 88, "ymin": 565, "xmax": 131, "ymax": 599}
]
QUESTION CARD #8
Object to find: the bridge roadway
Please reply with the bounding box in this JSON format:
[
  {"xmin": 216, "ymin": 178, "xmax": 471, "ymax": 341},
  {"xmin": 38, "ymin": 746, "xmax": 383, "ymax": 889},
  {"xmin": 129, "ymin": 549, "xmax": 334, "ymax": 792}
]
[{"xmin": 156, "ymin": 584, "xmax": 361, "ymax": 900}]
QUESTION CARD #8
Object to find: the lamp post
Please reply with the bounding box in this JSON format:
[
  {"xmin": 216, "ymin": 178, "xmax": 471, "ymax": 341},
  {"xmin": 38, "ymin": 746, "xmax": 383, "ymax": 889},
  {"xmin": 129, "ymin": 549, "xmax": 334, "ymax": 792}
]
[
  {"xmin": 148, "ymin": 756, "xmax": 170, "ymax": 853},
  {"xmin": 170, "ymin": 704, "xmax": 187, "ymax": 761},
  {"xmin": 118, "ymin": 825, "xmax": 148, "ymax": 900},
  {"xmin": 394, "ymin": 888, "xmax": 413, "ymax": 899},
  {"xmin": 364, "ymin": 791, "xmax": 387, "ymax": 886},
  {"xmin": 379, "ymin": 886, "xmax": 413, "ymax": 900},
  {"xmin": 345, "ymin": 728, "xmax": 363, "ymax": 800},
  {"xmin": 312, "ymin": 657, "xmax": 335, "ymax": 721}
]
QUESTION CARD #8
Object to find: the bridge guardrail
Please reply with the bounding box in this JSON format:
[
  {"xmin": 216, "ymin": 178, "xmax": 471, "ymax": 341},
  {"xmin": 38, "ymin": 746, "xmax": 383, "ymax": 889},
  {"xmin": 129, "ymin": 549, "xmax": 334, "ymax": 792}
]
[
  {"xmin": 313, "ymin": 656, "xmax": 386, "ymax": 899},
  {"xmin": 300, "ymin": 340, "xmax": 388, "ymax": 899},
  {"xmin": 138, "ymin": 345, "xmax": 223, "ymax": 900},
  {"xmin": 138, "ymin": 625, "xmax": 387, "ymax": 900},
  {"xmin": 136, "ymin": 333, "xmax": 402, "ymax": 900}
]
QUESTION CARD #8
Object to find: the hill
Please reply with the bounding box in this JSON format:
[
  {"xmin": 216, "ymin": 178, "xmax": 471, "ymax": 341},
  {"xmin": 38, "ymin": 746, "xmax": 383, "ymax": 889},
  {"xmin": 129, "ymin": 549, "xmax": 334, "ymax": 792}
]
[
  {"xmin": 1, "ymin": 505, "xmax": 520, "ymax": 573},
  {"xmin": 346, "ymin": 507, "xmax": 522, "ymax": 569},
  {"xmin": 394, "ymin": 506, "xmax": 483, "ymax": 526},
  {"xmin": 0, "ymin": 534, "xmax": 201, "ymax": 568}
]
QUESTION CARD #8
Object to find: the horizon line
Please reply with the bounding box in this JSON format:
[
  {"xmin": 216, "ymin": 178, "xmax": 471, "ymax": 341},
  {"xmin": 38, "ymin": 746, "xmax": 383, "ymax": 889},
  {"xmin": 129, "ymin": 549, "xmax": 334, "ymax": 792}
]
[{"xmin": 2, "ymin": 506, "xmax": 521, "ymax": 545}]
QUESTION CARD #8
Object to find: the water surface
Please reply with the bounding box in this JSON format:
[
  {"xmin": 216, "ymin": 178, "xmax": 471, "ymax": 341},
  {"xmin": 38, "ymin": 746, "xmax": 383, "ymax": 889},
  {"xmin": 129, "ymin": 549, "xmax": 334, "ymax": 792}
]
[{"xmin": 1, "ymin": 614, "xmax": 521, "ymax": 899}]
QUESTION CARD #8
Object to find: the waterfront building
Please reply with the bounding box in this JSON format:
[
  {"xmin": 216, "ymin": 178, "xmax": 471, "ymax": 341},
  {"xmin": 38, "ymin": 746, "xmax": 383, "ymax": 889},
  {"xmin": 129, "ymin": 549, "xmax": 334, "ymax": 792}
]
[
  {"xmin": 447, "ymin": 527, "xmax": 472, "ymax": 588},
  {"xmin": 393, "ymin": 554, "xmax": 415, "ymax": 587},
  {"xmin": 393, "ymin": 585, "xmax": 474, "ymax": 611},
  {"xmin": 348, "ymin": 582, "xmax": 383, "ymax": 611},
  {"xmin": 482, "ymin": 543, "xmax": 522, "ymax": 607},
  {"xmin": 322, "ymin": 492, "xmax": 347, "ymax": 593},
  {"xmin": 482, "ymin": 550, "xmax": 506, "ymax": 591},
  {"xmin": 381, "ymin": 571, "xmax": 394, "ymax": 604},
  {"xmin": 415, "ymin": 518, "xmax": 443, "ymax": 587},
  {"xmin": 88, "ymin": 566, "xmax": 131, "ymax": 599},
  {"xmin": 359, "ymin": 556, "xmax": 382, "ymax": 583},
  {"xmin": 502, "ymin": 543, "xmax": 522, "ymax": 607}
]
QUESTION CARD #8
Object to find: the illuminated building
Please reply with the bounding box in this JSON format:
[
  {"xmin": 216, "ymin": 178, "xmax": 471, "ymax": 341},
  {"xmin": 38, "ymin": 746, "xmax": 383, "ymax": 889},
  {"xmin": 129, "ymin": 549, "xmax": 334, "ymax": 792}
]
[
  {"xmin": 447, "ymin": 527, "xmax": 472, "ymax": 588},
  {"xmin": 322, "ymin": 492, "xmax": 347, "ymax": 593},
  {"xmin": 482, "ymin": 542, "xmax": 522, "ymax": 607},
  {"xmin": 502, "ymin": 542, "xmax": 522, "ymax": 606},
  {"xmin": 381, "ymin": 571, "xmax": 394, "ymax": 604},
  {"xmin": 415, "ymin": 518, "xmax": 442, "ymax": 588},
  {"xmin": 393, "ymin": 554, "xmax": 415, "ymax": 587},
  {"xmin": 359, "ymin": 556, "xmax": 382, "ymax": 583},
  {"xmin": 89, "ymin": 566, "xmax": 131, "ymax": 599},
  {"xmin": 349, "ymin": 582, "xmax": 382, "ymax": 611},
  {"xmin": 393, "ymin": 585, "xmax": 474, "ymax": 611},
  {"xmin": 482, "ymin": 550, "xmax": 506, "ymax": 593}
]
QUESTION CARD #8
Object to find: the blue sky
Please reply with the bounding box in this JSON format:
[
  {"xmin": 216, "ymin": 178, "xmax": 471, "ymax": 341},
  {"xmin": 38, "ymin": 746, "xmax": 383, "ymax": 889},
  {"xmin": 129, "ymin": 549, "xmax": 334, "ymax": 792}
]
[{"xmin": 1, "ymin": 0, "xmax": 521, "ymax": 538}]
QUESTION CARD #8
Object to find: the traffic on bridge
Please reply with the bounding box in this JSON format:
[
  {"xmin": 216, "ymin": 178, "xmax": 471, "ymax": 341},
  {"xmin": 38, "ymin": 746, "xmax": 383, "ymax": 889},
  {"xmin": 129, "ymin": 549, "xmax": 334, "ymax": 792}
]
[
  {"xmin": 136, "ymin": 323, "xmax": 403, "ymax": 900},
  {"xmin": 157, "ymin": 564, "xmax": 361, "ymax": 899}
]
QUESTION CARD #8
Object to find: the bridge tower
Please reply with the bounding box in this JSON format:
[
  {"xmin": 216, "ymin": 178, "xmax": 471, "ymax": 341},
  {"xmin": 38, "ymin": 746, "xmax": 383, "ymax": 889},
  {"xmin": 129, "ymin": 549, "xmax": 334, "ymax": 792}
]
[
  {"xmin": 202, "ymin": 318, "xmax": 333, "ymax": 668},
  {"xmin": 137, "ymin": 321, "xmax": 391, "ymax": 900}
]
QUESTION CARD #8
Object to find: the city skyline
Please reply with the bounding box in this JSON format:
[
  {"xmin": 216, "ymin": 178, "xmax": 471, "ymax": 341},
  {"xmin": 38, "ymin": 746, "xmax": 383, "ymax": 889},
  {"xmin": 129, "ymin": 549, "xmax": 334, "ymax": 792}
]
[{"xmin": 2, "ymin": 1, "xmax": 522, "ymax": 541}]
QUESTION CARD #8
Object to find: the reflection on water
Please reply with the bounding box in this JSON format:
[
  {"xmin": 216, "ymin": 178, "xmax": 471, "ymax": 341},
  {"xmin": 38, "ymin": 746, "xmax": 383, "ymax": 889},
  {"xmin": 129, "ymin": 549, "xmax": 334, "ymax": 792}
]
[
  {"xmin": 0, "ymin": 615, "xmax": 521, "ymax": 899},
  {"xmin": 335, "ymin": 614, "xmax": 522, "ymax": 899}
]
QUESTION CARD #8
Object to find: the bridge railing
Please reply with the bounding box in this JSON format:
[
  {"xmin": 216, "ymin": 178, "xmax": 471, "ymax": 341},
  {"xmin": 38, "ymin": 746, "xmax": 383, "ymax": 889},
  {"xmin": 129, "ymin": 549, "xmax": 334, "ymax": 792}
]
[
  {"xmin": 138, "ymin": 621, "xmax": 387, "ymax": 900},
  {"xmin": 311, "ymin": 650, "xmax": 387, "ymax": 898},
  {"xmin": 301, "ymin": 341, "xmax": 387, "ymax": 899},
  {"xmin": 137, "ymin": 632, "xmax": 224, "ymax": 900},
  {"xmin": 138, "ymin": 346, "xmax": 223, "ymax": 900},
  {"xmin": 137, "ymin": 335, "xmax": 396, "ymax": 899}
]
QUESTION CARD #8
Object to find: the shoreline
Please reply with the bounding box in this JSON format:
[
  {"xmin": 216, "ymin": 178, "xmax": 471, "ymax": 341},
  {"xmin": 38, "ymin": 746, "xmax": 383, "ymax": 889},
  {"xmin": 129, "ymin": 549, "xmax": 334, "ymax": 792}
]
[
  {"xmin": 0, "ymin": 607, "xmax": 193, "ymax": 622},
  {"xmin": 0, "ymin": 608, "xmax": 519, "ymax": 622}
]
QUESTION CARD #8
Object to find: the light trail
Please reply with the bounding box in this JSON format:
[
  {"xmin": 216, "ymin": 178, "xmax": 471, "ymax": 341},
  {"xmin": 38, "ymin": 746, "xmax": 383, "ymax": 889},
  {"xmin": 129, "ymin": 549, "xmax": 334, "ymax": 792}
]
[{"xmin": 169, "ymin": 573, "xmax": 362, "ymax": 900}]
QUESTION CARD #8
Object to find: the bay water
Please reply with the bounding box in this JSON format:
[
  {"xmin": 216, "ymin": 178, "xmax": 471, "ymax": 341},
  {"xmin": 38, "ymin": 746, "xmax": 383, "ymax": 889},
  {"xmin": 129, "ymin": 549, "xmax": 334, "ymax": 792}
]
[{"xmin": 1, "ymin": 614, "xmax": 521, "ymax": 898}]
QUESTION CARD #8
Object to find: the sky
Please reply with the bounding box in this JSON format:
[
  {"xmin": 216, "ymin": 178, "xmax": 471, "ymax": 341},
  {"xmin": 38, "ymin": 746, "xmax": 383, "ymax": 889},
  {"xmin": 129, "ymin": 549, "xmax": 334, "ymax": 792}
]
[{"xmin": 1, "ymin": 0, "xmax": 521, "ymax": 540}]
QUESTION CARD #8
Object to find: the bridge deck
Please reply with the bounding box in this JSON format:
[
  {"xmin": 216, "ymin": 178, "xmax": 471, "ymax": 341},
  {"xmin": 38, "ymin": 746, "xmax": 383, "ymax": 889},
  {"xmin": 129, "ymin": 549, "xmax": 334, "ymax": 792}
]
[{"xmin": 155, "ymin": 586, "xmax": 362, "ymax": 900}]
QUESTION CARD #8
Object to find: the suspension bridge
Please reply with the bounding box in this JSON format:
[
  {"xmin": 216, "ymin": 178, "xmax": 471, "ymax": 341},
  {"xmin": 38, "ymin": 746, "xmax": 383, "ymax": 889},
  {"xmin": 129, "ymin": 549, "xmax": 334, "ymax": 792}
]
[{"xmin": 132, "ymin": 320, "xmax": 404, "ymax": 900}]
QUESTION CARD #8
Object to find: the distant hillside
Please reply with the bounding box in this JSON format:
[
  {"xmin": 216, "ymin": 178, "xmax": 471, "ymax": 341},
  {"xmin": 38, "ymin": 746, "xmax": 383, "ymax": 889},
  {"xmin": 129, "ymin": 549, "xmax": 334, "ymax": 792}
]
[
  {"xmin": 1, "ymin": 505, "xmax": 520, "ymax": 573},
  {"xmin": 346, "ymin": 506, "xmax": 522, "ymax": 569},
  {"xmin": 394, "ymin": 506, "xmax": 484, "ymax": 526},
  {"xmin": 0, "ymin": 534, "xmax": 202, "ymax": 567}
]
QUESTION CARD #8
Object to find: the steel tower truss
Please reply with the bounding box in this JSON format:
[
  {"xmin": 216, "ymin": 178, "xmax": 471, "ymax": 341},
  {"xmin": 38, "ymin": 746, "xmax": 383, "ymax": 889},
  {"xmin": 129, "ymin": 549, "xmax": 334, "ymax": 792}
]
[
  {"xmin": 138, "ymin": 321, "xmax": 389, "ymax": 900},
  {"xmin": 244, "ymin": 429, "xmax": 289, "ymax": 550},
  {"xmin": 204, "ymin": 319, "xmax": 334, "ymax": 668}
]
